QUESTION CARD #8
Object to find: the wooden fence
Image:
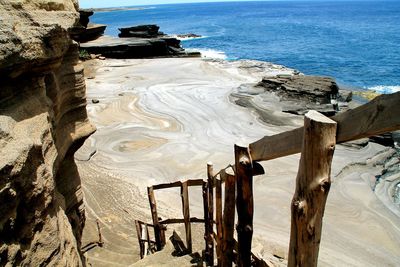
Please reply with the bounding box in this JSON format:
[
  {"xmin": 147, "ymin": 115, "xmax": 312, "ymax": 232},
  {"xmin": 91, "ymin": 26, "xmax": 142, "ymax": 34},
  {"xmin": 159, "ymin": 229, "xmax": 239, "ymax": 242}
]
[{"xmin": 135, "ymin": 91, "xmax": 400, "ymax": 266}]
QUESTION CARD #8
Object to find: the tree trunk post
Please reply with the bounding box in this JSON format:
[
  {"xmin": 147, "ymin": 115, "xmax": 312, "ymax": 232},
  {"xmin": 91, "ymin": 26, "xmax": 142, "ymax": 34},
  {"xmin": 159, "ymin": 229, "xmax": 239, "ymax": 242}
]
[
  {"xmin": 235, "ymin": 144, "xmax": 254, "ymax": 267},
  {"xmin": 181, "ymin": 181, "xmax": 192, "ymax": 253},
  {"xmin": 206, "ymin": 162, "xmax": 214, "ymax": 266},
  {"xmin": 216, "ymin": 176, "xmax": 223, "ymax": 266},
  {"xmin": 221, "ymin": 170, "xmax": 236, "ymax": 267},
  {"xmin": 147, "ymin": 186, "xmax": 163, "ymax": 251},
  {"xmin": 288, "ymin": 110, "xmax": 337, "ymax": 267}
]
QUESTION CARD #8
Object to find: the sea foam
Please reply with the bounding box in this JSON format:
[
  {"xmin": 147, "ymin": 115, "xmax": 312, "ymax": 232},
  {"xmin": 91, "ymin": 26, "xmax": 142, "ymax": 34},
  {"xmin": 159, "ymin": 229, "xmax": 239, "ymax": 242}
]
[
  {"xmin": 187, "ymin": 48, "xmax": 227, "ymax": 60},
  {"xmin": 368, "ymin": 85, "xmax": 400, "ymax": 94}
]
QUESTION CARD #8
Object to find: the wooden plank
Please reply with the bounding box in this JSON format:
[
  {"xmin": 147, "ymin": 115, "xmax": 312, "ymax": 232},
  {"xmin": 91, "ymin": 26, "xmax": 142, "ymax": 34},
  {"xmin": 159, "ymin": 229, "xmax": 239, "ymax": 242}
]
[
  {"xmin": 235, "ymin": 145, "xmax": 254, "ymax": 267},
  {"xmin": 206, "ymin": 162, "xmax": 214, "ymax": 266},
  {"xmin": 215, "ymin": 177, "xmax": 223, "ymax": 266},
  {"xmin": 152, "ymin": 181, "xmax": 182, "ymax": 190},
  {"xmin": 181, "ymin": 181, "xmax": 192, "ymax": 253},
  {"xmin": 152, "ymin": 179, "xmax": 204, "ymax": 190},
  {"xmin": 288, "ymin": 111, "xmax": 337, "ymax": 267},
  {"xmin": 159, "ymin": 217, "xmax": 205, "ymax": 224},
  {"xmin": 135, "ymin": 220, "xmax": 144, "ymax": 259},
  {"xmin": 147, "ymin": 186, "xmax": 163, "ymax": 251},
  {"xmin": 221, "ymin": 170, "xmax": 235, "ymax": 267},
  {"xmin": 250, "ymin": 91, "xmax": 400, "ymax": 162},
  {"xmin": 187, "ymin": 179, "xmax": 205, "ymax": 186}
]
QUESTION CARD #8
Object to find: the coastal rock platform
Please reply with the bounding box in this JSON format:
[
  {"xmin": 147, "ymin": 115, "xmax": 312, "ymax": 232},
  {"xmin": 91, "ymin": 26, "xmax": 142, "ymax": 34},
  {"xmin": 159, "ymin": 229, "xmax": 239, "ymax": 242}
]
[{"xmin": 78, "ymin": 57, "xmax": 400, "ymax": 266}]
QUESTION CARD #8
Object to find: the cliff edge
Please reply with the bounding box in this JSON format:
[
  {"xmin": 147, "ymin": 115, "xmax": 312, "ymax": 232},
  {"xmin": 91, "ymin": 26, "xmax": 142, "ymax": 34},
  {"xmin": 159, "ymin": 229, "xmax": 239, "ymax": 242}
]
[{"xmin": 0, "ymin": 0, "xmax": 95, "ymax": 265}]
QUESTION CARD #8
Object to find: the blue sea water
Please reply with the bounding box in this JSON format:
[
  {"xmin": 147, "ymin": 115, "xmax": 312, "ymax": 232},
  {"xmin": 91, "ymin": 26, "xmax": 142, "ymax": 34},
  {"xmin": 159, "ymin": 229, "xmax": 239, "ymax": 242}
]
[{"xmin": 91, "ymin": 1, "xmax": 400, "ymax": 93}]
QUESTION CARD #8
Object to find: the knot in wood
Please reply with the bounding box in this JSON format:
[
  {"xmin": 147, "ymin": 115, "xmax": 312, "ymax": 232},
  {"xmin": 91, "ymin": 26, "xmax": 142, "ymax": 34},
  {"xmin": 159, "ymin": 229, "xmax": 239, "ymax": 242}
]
[
  {"xmin": 293, "ymin": 200, "xmax": 306, "ymax": 216},
  {"xmin": 239, "ymin": 155, "xmax": 250, "ymax": 165},
  {"xmin": 244, "ymin": 225, "xmax": 253, "ymax": 232},
  {"xmin": 320, "ymin": 179, "xmax": 331, "ymax": 193}
]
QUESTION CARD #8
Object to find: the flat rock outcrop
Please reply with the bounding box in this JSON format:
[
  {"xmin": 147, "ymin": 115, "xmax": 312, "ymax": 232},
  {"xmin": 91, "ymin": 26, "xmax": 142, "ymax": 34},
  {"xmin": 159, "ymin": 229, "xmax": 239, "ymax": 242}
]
[
  {"xmin": 80, "ymin": 35, "xmax": 200, "ymax": 59},
  {"xmin": 257, "ymin": 75, "xmax": 339, "ymax": 104},
  {"xmin": 119, "ymin": 24, "xmax": 164, "ymax": 38},
  {"xmin": 0, "ymin": 0, "xmax": 94, "ymax": 266},
  {"xmin": 81, "ymin": 23, "xmax": 200, "ymax": 59}
]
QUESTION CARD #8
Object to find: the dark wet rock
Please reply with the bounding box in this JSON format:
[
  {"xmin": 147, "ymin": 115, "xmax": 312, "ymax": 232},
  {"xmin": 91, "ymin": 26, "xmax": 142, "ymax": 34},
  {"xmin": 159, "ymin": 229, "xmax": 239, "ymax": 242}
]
[
  {"xmin": 177, "ymin": 33, "xmax": 202, "ymax": 38},
  {"xmin": 369, "ymin": 132, "xmax": 400, "ymax": 147},
  {"xmin": 80, "ymin": 36, "xmax": 200, "ymax": 59},
  {"xmin": 119, "ymin": 25, "xmax": 164, "ymax": 38},
  {"xmin": 257, "ymin": 75, "xmax": 339, "ymax": 104}
]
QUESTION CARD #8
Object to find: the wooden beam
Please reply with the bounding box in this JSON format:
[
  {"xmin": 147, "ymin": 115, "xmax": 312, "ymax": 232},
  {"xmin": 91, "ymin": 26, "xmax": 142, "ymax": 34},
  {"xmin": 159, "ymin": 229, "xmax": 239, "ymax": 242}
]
[
  {"xmin": 250, "ymin": 91, "xmax": 400, "ymax": 161},
  {"xmin": 187, "ymin": 179, "xmax": 205, "ymax": 186},
  {"xmin": 288, "ymin": 111, "xmax": 337, "ymax": 267},
  {"xmin": 206, "ymin": 162, "xmax": 215, "ymax": 266},
  {"xmin": 152, "ymin": 179, "xmax": 204, "ymax": 190},
  {"xmin": 181, "ymin": 181, "xmax": 192, "ymax": 253},
  {"xmin": 159, "ymin": 217, "xmax": 205, "ymax": 224},
  {"xmin": 221, "ymin": 170, "xmax": 235, "ymax": 267},
  {"xmin": 147, "ymin": 186, "xmax": 163, "ymax": 251},
  {"xmin": 152, "ymin": 181, "xmax": 182, "ymax": 190},
  {"xmin": 215, "ymin": 177, "xmax": 223, "ymax": 266},
  {"xmin": 235, "ymin": 145, "xmax": 254, "ymax": 267}
]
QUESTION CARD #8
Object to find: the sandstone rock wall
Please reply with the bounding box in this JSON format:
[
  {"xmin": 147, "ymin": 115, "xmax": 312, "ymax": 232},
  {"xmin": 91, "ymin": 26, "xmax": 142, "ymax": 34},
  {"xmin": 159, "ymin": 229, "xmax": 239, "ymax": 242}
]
[{"xmin": 0, "ymin": 1, "xmax": 95, "ymax": 265}]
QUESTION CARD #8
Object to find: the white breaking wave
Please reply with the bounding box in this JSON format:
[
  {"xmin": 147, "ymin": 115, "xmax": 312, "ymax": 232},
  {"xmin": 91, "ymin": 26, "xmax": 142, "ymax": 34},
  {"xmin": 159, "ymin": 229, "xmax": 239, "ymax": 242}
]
[
  {"xmin": 170, "ymin": 35, "xmax": 208, "ymax": 41},
  {"xmin": 187, "ymin": 48, "xmax": 227, "ymax": 60},
  {"xmin": 367, "ymin": 85, "xmax": 400, "ymax": 94}
]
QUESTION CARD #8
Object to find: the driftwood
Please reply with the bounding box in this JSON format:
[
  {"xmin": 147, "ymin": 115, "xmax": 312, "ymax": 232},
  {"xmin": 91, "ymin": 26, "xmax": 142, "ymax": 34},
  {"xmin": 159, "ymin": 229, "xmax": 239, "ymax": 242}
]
[
  {"xmin": 250, "ymin": 91, "xmax": 400, "ymax": 161},
  {"xmin": 288, "ymin": 111, "xmax": 337, "ymax": 267}
]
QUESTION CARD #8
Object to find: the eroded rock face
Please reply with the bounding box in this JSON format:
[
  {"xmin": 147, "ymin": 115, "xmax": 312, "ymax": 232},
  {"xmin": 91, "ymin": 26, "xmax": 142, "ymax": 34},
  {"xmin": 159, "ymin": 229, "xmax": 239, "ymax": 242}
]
[{"xmin": 0, "ymin": 0, "xmax": 95, "ymax": 265}]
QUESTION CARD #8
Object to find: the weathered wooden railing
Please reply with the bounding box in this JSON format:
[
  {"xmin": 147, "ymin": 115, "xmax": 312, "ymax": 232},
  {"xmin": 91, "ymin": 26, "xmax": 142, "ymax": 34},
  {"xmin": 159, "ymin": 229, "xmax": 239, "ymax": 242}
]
[
  {"xmin": 135, "ymin": 91, "xmax": 400, "ymax": 266},
  {"xmin": 147, "ymin": 179, "xmax": 205, "ymax": 254}
]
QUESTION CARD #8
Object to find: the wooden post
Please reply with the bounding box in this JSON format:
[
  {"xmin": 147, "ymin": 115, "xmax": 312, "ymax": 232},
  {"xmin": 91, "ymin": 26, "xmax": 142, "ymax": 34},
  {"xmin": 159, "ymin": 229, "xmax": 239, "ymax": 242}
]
[
  {"xmin": 215, "ymin": 177, "xmax": 223, "ymax": 266},
  {"xmin": 135, "ymin": 220, "xmax": 144, "ymax": 259},
  {"xmin": 288, "ymin": 110, "xmax": 337, "ymax": 267},
  {"xmin": 235, "ymin": 144, "xmax": 254, "ymax": 267},
  {"xmin": 221, "ymin": 170, "xmax": 236, "ymax": 267},
  {"xmin": 148, "ymin": 186, "xmax": 163, "ymax": 251},
  {"xmin": 207, "ymin": 162, "xmax": 214, "ymax": 266},
  {"xmin": 203, "ymin": 180, "xmax": 211, "ymax": 265},
  {"xmin": 181, "ymin": 181, "xmax": 192, "ymax": 253}
]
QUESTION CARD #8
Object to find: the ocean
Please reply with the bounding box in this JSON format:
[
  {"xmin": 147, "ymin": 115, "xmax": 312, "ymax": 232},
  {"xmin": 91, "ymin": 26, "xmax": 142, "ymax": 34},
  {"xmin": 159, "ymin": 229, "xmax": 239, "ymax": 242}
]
[{"xmin": 90, "ymin": 1, "xmax": 400, "ymax": 93}]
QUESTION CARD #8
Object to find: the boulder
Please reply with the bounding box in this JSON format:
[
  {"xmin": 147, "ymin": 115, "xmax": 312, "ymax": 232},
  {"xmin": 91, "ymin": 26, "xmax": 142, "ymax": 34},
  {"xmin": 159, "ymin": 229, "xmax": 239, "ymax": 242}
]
[{"xmin": 257, "ymin": 75, "xmax": 339, "ymax": 104}]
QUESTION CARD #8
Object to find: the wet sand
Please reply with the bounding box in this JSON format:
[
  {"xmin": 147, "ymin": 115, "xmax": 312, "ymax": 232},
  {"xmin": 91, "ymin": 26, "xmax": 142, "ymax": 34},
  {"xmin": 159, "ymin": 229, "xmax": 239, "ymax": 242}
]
[{"xmin": 77, "ymin": 58, "xmax": 400, "ymax": 266}]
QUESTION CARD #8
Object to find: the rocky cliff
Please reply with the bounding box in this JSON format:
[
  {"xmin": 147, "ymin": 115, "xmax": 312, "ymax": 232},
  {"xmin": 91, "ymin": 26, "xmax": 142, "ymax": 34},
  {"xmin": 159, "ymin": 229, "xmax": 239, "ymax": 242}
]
[{"xmin": 0, "ymin": 0, "xmax": 94, "ymax": 265}]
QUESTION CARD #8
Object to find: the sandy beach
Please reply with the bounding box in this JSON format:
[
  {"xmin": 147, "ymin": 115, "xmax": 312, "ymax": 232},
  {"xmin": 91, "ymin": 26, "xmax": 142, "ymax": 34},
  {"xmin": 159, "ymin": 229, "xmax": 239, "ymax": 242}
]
[{"xmin": 76, "ymin": 57, "xmax": 400, "ymax": 266}]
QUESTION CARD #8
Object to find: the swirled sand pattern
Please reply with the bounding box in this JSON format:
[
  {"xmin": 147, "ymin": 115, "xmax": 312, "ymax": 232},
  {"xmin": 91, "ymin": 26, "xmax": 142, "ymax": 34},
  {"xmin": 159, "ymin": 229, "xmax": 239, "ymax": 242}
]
[{"xmin": 77, "ymin": 58, "xmax": 400, "ymax": 266}]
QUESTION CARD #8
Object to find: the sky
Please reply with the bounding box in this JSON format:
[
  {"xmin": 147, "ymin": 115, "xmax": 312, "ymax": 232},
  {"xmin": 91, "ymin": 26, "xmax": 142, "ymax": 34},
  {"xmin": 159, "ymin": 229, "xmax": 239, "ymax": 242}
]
[{"xmin": 79, "ymin": 0, "xmax": 272, "ymax": 9}]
